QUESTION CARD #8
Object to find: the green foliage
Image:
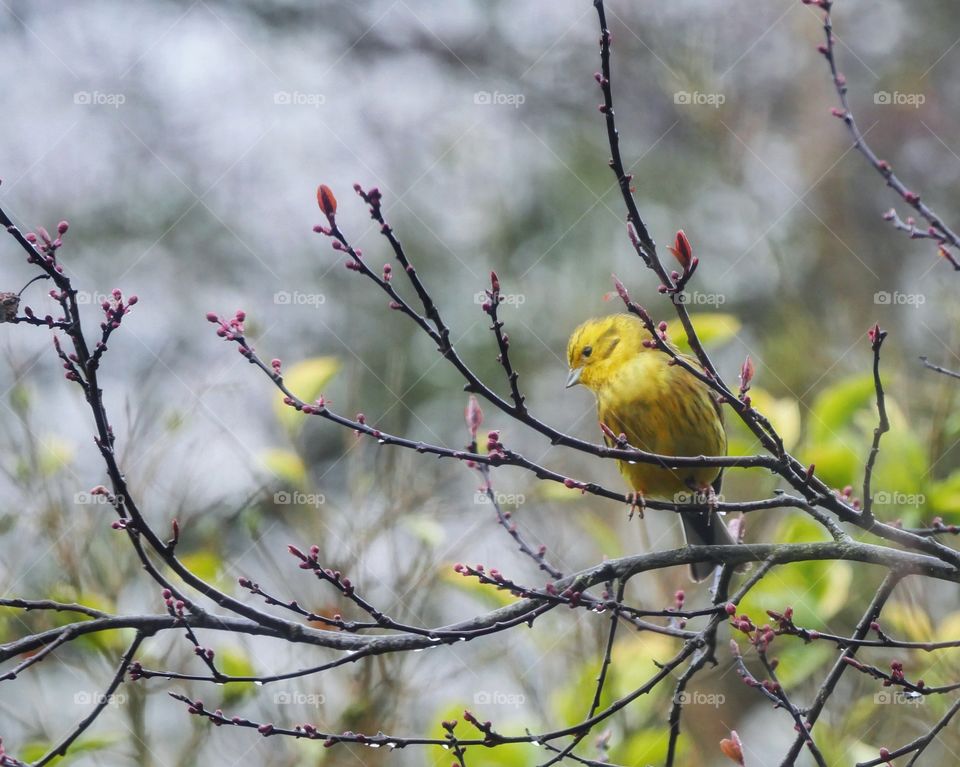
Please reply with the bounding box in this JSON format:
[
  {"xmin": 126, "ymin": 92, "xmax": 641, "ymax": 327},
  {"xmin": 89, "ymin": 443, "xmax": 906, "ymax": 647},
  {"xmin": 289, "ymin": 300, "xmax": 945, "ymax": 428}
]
[
  {"xmin": 553, "ymin": 633, "xmax": 679, "ymax": 764},
  {"xmin": 17, "ymin": 734, "xmax": 119, "ymax": 764},
  {"xmin": 739, "ymin": 516, "xmax": 852, "ymax": 627},
  {"xmin": 217, "ymin": 647, "xmax": 258, "ymax": 705},
  {"xmin": 428, "ymin": 704, "xmax": 535, "ymax": 767},
  {"xmin": 798, "ymin": 373, "xmax": 928, "ymax": 525}
]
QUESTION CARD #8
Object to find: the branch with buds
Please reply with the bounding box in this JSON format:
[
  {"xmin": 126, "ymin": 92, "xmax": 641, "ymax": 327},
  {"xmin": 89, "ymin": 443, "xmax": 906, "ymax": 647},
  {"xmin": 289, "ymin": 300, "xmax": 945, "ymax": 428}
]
[{"xmin": 4, "ymin": 2, "xmax": 960, "ymax": 765}]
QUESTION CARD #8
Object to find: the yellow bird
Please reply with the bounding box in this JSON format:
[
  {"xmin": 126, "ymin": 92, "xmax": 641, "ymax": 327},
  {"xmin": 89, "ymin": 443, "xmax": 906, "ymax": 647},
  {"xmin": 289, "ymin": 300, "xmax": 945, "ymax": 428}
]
[{"xmin": 566, "ymin": 313, "xmax": 734, "ymax": 581}]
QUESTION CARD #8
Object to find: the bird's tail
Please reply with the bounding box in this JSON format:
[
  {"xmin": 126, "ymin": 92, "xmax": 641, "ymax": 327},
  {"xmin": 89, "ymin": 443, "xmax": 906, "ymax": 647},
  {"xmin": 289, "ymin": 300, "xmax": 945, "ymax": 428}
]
[{"xmin": 680, "ymin": 509, "xmax": 736, "ymax": 582}]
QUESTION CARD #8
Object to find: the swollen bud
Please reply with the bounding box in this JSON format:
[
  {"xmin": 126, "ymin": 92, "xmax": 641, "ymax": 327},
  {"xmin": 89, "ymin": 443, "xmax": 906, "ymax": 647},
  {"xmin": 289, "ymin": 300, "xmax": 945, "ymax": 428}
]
[
  {"xmin": 719, "ymin": 731, "xmax": 745, "ymax": 766},
  {"xmin": 465, "ymin": 395, "xmax": 484, "ymax": 440},
  {"xmin": 612, "ymin": 274, "xmax": 629, "ymax": 302},
  {"xmin": 739, "ymin": 356, "xmax": 755, "ymax": 393},
  {"xmin": 668, "ymin": 230, "xmax": 694, "ymax": 273},
  {"xmin": 317, "ymin": 184, "xmax": 338, "ymax": 219}
]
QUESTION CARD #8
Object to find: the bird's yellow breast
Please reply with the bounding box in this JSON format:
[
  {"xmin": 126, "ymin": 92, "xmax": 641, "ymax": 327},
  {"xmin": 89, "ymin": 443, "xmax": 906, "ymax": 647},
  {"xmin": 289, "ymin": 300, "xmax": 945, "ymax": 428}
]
[{"xmin": 595, "ymin": 351, "xmax": 725, "ymax": 499}]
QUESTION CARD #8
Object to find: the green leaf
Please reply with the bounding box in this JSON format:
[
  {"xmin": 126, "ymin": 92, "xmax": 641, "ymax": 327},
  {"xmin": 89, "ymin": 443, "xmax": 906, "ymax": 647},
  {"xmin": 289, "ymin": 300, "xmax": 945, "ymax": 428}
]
[
  {"xmin": 926, "ymin": 470, "xmax": 960, "ymax": 519},
  {"xmin": 44, "ymin": 587, "xmax": 122, "ymax": 652},
  {"xmin": 800, "ymin": 441, "xmax": 861, "ymax": 490},
  {"xmin": 274, "ymin": 356, "xmax": 340, "ymax": 433},
  {"xmin": 218, "ymin": 647, "xmax": 258, "ymax": 705},
  {"xmin": 428, "ymin": 705, "xmax": 534, "ymax": 767},
  {"xmin": 665, "ymin": 312, "xmax": 742, "ymax": 353},
  {"xmin": 554, "ymin": 634, "xmax": 676, "ymax": 727},
  {"xmin": 807, "ymin": 374, "xmax": 875, "ymax": 444},
  {"xmin": 9, "ymin": 383, "xmax": 30, "ymax": 416},
  {"xmin": 614, "ymin": 728, "xmax": 672, "ymax": 766},
  {"xmin": 737, "ymin": 516, "xmax": 852, "ymax": 625},
  {"xmin": 258, "ymin": 448, "xmax": 307, "ymax": 489},
  {"xmin": 18, "ymin": 734, "xmax": 119, "ymax": 764}
]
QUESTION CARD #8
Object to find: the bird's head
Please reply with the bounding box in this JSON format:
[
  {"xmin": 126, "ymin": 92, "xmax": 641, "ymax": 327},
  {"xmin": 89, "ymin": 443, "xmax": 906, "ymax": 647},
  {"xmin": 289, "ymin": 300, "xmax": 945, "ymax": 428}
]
[{"xmin": 565, "ymin": 313, "xmax": 647, "ymax": 390}]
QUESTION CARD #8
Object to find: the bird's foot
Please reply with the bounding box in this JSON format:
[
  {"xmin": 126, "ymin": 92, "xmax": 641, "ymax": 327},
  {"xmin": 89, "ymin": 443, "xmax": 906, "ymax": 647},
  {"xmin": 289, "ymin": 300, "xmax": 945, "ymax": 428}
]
[{"xmin": 627, "ymin": 491, "xmax": 645, "ymax": 520}]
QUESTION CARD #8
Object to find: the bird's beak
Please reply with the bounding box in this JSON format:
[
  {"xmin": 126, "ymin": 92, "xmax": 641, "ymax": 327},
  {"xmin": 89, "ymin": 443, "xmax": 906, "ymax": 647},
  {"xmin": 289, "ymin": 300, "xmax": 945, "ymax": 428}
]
[{"xmin": 565, "ymin": 366, "xmax": 583, "ymax": 388}]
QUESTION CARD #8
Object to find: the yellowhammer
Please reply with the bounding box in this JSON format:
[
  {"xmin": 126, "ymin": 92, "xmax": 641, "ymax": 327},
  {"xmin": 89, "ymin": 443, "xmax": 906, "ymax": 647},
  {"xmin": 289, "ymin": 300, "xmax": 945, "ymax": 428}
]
[{"xmin": 566, "ymin": 313, "xmax": 734, "ymax": 580}]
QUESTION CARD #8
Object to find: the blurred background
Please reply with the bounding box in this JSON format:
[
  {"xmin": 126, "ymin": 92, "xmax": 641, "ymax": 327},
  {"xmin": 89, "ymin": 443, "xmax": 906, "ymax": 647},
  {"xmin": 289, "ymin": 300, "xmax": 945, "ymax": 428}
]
[{"xmin": 2, "ymin": 0, "xmax": 960, "ymax": 764}]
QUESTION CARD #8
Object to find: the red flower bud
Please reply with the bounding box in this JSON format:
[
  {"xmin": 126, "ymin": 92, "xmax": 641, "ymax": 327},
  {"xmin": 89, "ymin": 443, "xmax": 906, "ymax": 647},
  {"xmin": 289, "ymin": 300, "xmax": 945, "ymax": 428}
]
[{"xmin": 668, "ymin": 230, "xmax": 694, "ymax": 272}]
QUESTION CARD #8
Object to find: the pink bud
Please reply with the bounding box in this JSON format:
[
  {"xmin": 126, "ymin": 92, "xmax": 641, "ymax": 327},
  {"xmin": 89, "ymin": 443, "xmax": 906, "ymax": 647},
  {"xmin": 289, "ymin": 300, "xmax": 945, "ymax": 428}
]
[
  {"xmin": 739, "ymin": 356, "xmax": 754, "ymax": 391},
  {"xmin": 465, "ymin": 395, "xmax": 484, "ymax": 439}
]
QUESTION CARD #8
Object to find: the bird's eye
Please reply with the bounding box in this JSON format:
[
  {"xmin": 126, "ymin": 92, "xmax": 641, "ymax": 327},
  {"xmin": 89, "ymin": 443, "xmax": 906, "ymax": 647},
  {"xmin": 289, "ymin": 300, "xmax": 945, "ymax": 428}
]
[{"xmin": 582, "ymin": 346, "xmax": 593, "ymax": 358}]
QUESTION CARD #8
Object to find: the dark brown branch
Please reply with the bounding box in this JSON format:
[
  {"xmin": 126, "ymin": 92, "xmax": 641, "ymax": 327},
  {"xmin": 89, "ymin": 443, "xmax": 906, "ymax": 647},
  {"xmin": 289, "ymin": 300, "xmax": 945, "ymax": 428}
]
[
  {"xmin": 861, "ymin": 326, "xmax": 889, "ymax": 522},
  {"xmin": 32, "ymin": 632, "xmax": 146, "ymax": 767},
  {"xmin": 779, "ymin": 572, "xmax": 901, "ymax": 766},
  {"xmin": 808, "ymin": 0, "xmax": 960, "ymax": 268},
  {"xmin": 919, "ymin": 355, "xmax": 960, "ymax": 381}
]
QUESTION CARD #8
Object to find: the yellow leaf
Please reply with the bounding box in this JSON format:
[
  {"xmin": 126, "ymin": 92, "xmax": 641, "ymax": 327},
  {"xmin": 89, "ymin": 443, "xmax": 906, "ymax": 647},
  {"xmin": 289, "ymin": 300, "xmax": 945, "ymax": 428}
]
[
  {"xmin": 746, "ymin": 388, "xmax": 801, "ymax": 451},
  {"xmin": 536, "ymin": 481, "xmax": 588, "ymax": 501},
  {"xmin": 274, "ymin": 356, "xmax": 340, "ymax": 433},
  {"xmin": 39, "ymin": 437, "xmax": 74, "ymax": 476},
  {"xmin": 180, "ymin": 550, "xmax": 222, "ymax": 583},
  {"xmin": 884, "ymin": 600, "xmax": 934, "ymax": 643},
  {"xmin": 259, "ymin": 448, "xmax": 307, "ymax": 489},
  {"xmin": 439, "ymin": 564, "xmax": 517, "ymax": 609},
  {"xmin": 665, "ymin": 313, "xmax": 742, "ymax": 353},
  {"xmin": 401, "ymin": 514, "xmax": 445, "ymax": 547}
]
